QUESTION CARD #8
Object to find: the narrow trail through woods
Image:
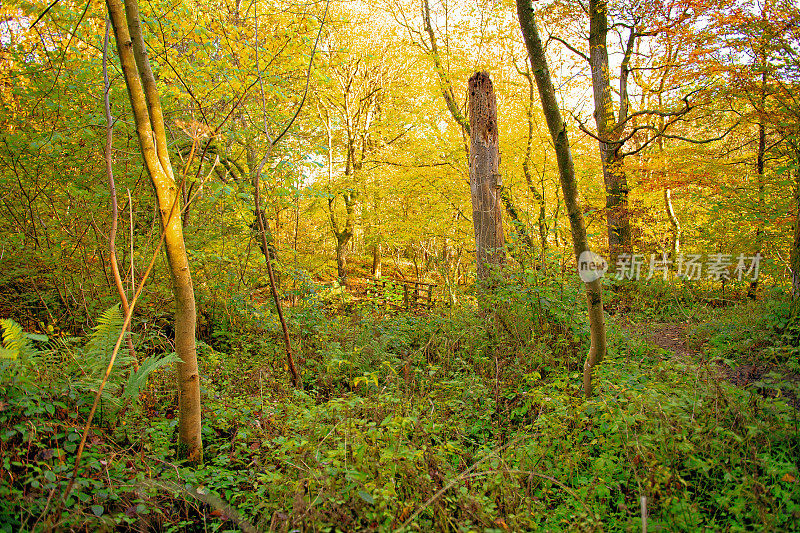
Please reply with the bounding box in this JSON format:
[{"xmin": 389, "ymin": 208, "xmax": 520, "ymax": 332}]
[
  {"xmin": 633, "ymin": 318, "xmax": 800, "ymax": 409},
  {"xmin": 644, "ymin": 322, "xmax": 694, "ymax": 358}
]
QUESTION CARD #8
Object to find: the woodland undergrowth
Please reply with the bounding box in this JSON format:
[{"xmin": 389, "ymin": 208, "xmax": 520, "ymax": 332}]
[{"xmin": 1, "ymin": 275, "xmax": 799, "ymax": 532}]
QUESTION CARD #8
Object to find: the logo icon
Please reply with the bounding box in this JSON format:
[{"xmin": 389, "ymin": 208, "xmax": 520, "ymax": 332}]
[{"xmin": 578, "ymin": 251, "xmax": 608, "ymax": 282}]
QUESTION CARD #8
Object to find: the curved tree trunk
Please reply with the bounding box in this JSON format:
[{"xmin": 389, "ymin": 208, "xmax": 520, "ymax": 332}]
[
  {"xmin": 102, "ymin": 21, "xmax": 136, "ymax": 366},
  {"xmin": 107, "ymin": 0, "xmax": 202, "ymax": 463},
  {"xmin": 517, "ymin": 0, "xmax": 606, "ymax": 397}
]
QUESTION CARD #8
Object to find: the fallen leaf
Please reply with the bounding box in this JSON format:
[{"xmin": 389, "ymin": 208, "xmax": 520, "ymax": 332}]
[{"xmin": 494, "ymin": 517, "xmax": 509, "ymax": 530}]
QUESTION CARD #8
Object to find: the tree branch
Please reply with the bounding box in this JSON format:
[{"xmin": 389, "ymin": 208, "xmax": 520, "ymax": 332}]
[{"xmin": 549, "ymin": 34, "xmax": 589, "ymax": 63}]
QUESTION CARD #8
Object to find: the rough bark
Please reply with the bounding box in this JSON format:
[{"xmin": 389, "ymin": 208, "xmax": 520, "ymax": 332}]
[
  {"xmin": 107, "ymin": 0, "xmax": 202, "ymax": 462},
  {"xmin": 418, "ymin": 0, "xmax": 531, "ymax": 253},
  {"xmin": 589, "ymin": 0, "xmax": 631, "ymax": 264},
  {"xmin": 517, "ymin": 0, "xmax": 606, "ymax": 397},
  {"xmin": 468, "ymin": 72, "xmax": 505, "ymax": 281}
]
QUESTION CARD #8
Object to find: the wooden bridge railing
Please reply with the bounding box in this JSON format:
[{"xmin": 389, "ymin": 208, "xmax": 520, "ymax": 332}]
[{"xmin": 366, "ymin": 278, "xmax": 436, "ymax": 310}]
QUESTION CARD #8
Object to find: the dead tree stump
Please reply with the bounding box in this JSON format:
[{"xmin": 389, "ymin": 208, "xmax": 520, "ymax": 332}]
[{"xmin": 468, "ymin": 71, "xmax": 505, "ymax": 281}]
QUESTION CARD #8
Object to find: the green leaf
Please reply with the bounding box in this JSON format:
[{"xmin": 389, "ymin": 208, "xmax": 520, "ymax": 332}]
[{"xmin": 123, "ymin": 353, "xmax": 181, "ymax": 401}]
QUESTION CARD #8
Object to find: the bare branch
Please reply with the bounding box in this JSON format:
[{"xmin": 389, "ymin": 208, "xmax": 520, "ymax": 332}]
[
  {"xmin": 549, "ymin": 34, "xmax": 589, "ymax": 63},
  {"xmin": 620, "ymin": 121, "xmax": 741, "ymax": 158}
]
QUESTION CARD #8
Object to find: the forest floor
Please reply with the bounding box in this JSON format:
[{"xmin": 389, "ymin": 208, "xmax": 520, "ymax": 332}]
[
  {"xmin": 642, "ymin": 322, "xmax": 695, "ymax": 358},
  {"xmin": 2, "ymin": 282, "xmax": 800, "ymax": 531}
]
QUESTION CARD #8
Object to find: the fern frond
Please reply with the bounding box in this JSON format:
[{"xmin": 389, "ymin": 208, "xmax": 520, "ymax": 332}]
[
  {"xmin": 72, "ymin": 305, "xmax": 133, "ymax": 403},
  {"xmin": 123, "ymin": 352, "xmax": 180, "ymax": 401},
  {"xmin": 0, "ymin": 319, "xmax": 43, "ymax": 375},
  {"xmin": 86, "ymin": 305, "xmax": 124, "ymax": 363},
  {"xmin": 1, "ymin": 319, "xmax": 26, "ymax": 358}
]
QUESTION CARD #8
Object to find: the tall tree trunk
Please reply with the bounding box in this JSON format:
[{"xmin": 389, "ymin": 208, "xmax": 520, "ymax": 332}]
[
  {"xmin": 102, "ymin": 21, "xmax": 136, "ymax": 366},
  {"xmin": 517, "ymin": 0, "xmax": 607, "ymax": 397},
  {"xmin": 791, "ymin": 148, "xmax": 800, "ymax": 305},
  {"xmin": 790, "ymin": 148, "xmax": 800, "ymax": 324},
  {"xmin": 748, "ymin": 118, "xmax": 767, "ymax": 299},
  {"xmin": 107, "ymin": 0, "xmax": 202, "ymax": 462},
  {"xmin": 589, "ymin": 0, "xmax": 631, "ymax": 264},
  {"xmin": 468, "ymin": 72, "xmax": 505, "ymax": 281}
]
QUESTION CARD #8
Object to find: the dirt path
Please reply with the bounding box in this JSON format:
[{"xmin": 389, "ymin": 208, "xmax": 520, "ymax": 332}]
[
  {"xmin": 620, "ymin": 320, "xmax": 696, "ymax": 358},
  {"xmin": 635, "ymin": 319, "xmax": 800, "ymax": 409},
  {"xmin": 645, "ymin": 322, "xmax": 695, "ymax": 358}
]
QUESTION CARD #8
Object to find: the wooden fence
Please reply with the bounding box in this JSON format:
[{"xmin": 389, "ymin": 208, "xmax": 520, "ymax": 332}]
[{"xmin": 366, "ymin": 278, "xmax": 436, "ymax": 310}]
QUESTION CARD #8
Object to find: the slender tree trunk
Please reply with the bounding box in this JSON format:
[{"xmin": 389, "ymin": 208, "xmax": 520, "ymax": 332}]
[
  {"xmin": 517, "ymin": 0, "xmax": 607, "ymax": 397},
  {"xmin": 589, "ymin": 0, "xmax": 631, "ymax": 264},
  {"xmin": 521, "ymin": 69, "xmax": 548, "ymax": 258},
  {"xmin": 441, "ymin": 239, "xmax": 458, "ymax": 305},
  {"xmin": 748, "ymin": 117, "xmax": 767, "ymax": 299},
  {"xmin": 538, "ymin": 169, "xmax": 548, "ymax": 265},
  {"xmin": 329, "ymin": 193, "xmax": 355, "ymax": 286},
  {"xmin": 553, "ymin": 187, "xmax": 561, "ymax": 248},
  {"xmin": 500, "ymin": 187, "xmax": 534, "ymax": 257},
  {"xmin": 102, "ymin": 20, "xmax": 136, "ymax": 365},
  {"xmin": 254, "ymin": 197, "xmax": 301, "ymax": 389},
  {"xmin": 372, "ymin": 242, "xmax": 382, "ymax": 278},
  {"xmin": 468, "ymin": 72, "xmax": 505, "ymax": 282},
  {"xmin": 107, "ymin": 0, "xmax": 202, "ymax": 462},
  {"xmin": 790, "ymin": 149, "xmax": 800, "ymax": 310},
  {"xmin": 422, "ymin": 0, "xmax": 470, "ymax": 155},
  {"xmin": 664, "ymin": 188, "xmax": 681, "ymax": 261}
]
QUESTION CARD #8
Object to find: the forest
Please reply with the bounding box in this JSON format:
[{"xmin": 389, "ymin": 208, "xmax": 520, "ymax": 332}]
[{"xmin": 1, "ymin": 0, "xmax": 799, "ymax": 530}]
